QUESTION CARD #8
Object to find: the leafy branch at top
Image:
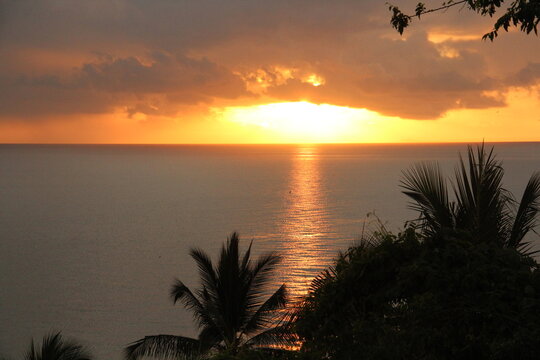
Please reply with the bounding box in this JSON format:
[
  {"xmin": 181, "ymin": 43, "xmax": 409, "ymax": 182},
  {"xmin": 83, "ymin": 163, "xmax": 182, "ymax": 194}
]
[{"xmin": 388, "ymin": 0, "xmax": 540, "ymax": 41}]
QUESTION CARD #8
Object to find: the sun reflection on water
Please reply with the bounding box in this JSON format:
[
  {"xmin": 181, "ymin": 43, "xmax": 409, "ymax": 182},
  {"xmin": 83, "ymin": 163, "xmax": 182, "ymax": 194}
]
[{"xmin": 280, "ymin": 146, "xmax": 332, "ymax": 298}]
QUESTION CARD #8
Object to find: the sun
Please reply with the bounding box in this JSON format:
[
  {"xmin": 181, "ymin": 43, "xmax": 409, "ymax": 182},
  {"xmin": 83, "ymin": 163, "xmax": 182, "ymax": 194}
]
[{"xmin": 220, "ymin": 101, "xmax": 373, "ymax": 143}]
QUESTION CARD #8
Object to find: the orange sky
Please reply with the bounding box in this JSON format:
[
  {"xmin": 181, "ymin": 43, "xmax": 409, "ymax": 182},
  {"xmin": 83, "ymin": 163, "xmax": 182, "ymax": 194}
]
[{"xmin": 1, "ymin": 1, "xmax": 540, "ymax": 144}]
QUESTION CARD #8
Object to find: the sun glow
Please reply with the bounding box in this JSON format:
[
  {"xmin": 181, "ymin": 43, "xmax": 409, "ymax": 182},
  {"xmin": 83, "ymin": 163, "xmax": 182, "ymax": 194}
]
[
  {"xmin": 220, "ymin": 101, "xmax": 373, "ymax": 143},
  {"xmin": 303, "ymin": 74, "xmax": 324, "ymax": 87}
]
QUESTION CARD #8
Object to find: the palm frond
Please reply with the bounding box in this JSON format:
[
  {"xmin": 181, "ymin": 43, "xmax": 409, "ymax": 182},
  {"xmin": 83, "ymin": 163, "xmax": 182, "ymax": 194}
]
[
  {"xmin": 217, "ymin": 233, "xmax": 240, "ymax": 283},
  {"xmin": 211, "ymin": 233, "xmax": 250, "ymax": 344},
  {"xmin": 196, "ymin": 327, "xmax": 222, "ymax": 353},
  {"xmin": 247, "ymin": 253, "xmax": 282, "ymax": 292},
  {"xmin": 244, "ymin": 325, "xmax": 297, "ymax": 348},
  {"xmin": 239, "ymin": 252, "xmax": 283, "ymax": 330},
  {"xmin": 189, "ymin": 248, "xmax": 218, "ymax": 299},
  {"xmin": 401, "ymin": 161, "xmax": 454, "ymax": 236},
  {"xmin": 401, "ymin": 144, "xmax": 540, "ymax": 255},
  {"xmin": 170, "ymin": 280, "xmax": 202, "ymax": 312},
  {"xmin": 189, "ymin": 248, "xmax": 226, "ymax": 338},
  {"xmin": 234, "ymin": 251, "xmax": 281, "ymax": 314},
  {"xmin": 170, "ymin": 279, "xmax": 219, "ymax": 331},
  {"xmin": 508, "ymin": 172, "xmax": 540, "ymax": 249},
  {"xmin": 25, "ymin": 341, "xmax": 37, "ymax": 360},
  {"xmin": 125, "ymin": 335, "xmax": 200, "ymax": 360},
  {"xmin": 240, "ymin": 240, "xmax": 253, "ymax": 272},
  {"xmin": 242, "ymin": 284, "xmax": 288, "ymax": 336},
  {"xmin": 454, "ymin": 144, "xmax": 509, "ymax": 243},
  {"xmin": 308, "ymin": 267, "xmax": 337, "ymax": 295},
  {"xmin": 216, "ymin": 233, "xmax": 243, "ymax": 290},
  {"xmin": 26, "ymin": 332, "xmax": 91, "ymax": 360}
]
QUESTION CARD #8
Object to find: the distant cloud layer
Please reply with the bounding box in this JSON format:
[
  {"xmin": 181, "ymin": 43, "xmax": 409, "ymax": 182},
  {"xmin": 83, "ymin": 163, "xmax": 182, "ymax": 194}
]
[
  {"xmin": 0, "ymin": 52, "xmax": 247, "ymax": 118},
  {"xmin": 1, "ymin": 0, "xmax": 539, "ymax": 122}
]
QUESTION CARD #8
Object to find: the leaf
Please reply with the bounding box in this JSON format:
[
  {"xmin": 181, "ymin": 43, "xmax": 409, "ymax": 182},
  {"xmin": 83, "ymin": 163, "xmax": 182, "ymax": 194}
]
[
  {"xmin": 401, "ymin": 161, "xmax": 454, "ymax": 236},
  {"xmin": 508, "ymin": 172, "xmax": 540, "ymax": 250},
  {"xmin": 415, "ymin": 2, "xmax": 426, "ymax": 18},
  {"xmin": 125, "ymin": 335, "xmax": 200, "ymax": 360},
  {"xmin": 25, "ymin": 333, "xmax": 92, "ymax": 360}
]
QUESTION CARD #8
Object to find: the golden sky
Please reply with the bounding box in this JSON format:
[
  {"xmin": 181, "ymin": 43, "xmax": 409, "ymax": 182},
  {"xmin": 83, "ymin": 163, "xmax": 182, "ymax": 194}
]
[{"xmin": 1, "ymin": 0, "xmax": 540, "ymax": 143}]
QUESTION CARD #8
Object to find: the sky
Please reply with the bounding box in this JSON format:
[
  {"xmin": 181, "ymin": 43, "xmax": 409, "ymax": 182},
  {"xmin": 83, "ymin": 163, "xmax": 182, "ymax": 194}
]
[{"xmin": 1, "ymin": 0, "xmax": 539, "ymax": 144}]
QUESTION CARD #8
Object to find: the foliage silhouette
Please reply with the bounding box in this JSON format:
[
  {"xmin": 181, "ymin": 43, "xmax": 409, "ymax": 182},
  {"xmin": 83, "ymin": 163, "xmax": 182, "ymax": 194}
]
[
  {"xmin": 388, "ymin": 0, "xmax": 540, "ymax": 40},
  {"xmin": 293, "ymin": 226, "xmax": 540, "ymax": 359},
  {"xmin": 401, "ymin": 143, "xmax": 540, "ymax": 255},
  {"xmin": 125, "ymin": 232, "xmax": 290, "ymax": 360},
  {"xmin": 293, "ymin": 145, "xmax": 540, "ymax": 359},
  {"xmin": 25, "ymin": 333, "xmax": 92, "ymax": 360},
  {"xmin": 206, "ymin": 348, "xmax": 299, "ymax": 360}
]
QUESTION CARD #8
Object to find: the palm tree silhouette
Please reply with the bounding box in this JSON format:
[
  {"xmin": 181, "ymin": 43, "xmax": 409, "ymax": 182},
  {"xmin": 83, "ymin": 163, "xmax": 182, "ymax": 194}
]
[
  {"xmin": 25, "ymin": 332, "xmax": 92, "ymax": 360},
  {"xmin": 401, "ymin": 144, "xmax": 540, "ymax": 253},
  {"xmin": 125, "ymin": 232, "xmax": 289, "ymax": 359}
]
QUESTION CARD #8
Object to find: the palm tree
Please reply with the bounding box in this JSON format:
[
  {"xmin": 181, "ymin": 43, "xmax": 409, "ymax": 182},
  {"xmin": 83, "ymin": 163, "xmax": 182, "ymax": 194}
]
[
  {"xmin": 25, "ymin": 332, "xmax": 91, "ymax": 360},
  {"xmin": 125, "ymin": 232, "xmax": 289, "ymax": 360},
  {"xmin": 401, "ymin": 143, "xmax": 540, "ymax": 253}
]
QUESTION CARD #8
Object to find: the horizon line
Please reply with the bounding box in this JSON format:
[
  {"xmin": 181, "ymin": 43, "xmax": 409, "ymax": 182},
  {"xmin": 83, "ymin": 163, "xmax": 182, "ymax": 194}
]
[{"xmin": 1, "ymin": 141, "xmax": 540, "ymax": 146}]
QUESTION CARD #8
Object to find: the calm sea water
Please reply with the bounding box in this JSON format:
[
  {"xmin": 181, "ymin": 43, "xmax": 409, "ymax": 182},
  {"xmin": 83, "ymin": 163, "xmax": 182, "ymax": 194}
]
[{"xmin": 1, "ymin": 143, "xmax": 539, "ymax": 359}]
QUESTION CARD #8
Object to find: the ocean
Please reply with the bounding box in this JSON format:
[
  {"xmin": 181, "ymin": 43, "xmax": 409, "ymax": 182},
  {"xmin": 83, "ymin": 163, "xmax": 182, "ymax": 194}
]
[{"xmin": 1, "ymin": 143, "xmax": 539, "ymax": 359}]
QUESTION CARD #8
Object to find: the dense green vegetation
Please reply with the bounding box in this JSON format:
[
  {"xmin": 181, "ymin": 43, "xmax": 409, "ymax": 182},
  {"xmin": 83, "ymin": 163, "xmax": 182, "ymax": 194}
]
[{"xmin": 126, "ymin": 232, "xmax": 291, "ymax": 360}]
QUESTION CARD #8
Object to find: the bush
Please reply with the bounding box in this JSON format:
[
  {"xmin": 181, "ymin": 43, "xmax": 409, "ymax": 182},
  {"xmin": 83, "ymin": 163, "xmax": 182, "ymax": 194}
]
[
  {"xmin": 293, "ymin": 228, "xmax": 540, "ymax": 359},
  {"xmin": 207, "ymin": 348, "xmax": 299, "ymax": 360}
]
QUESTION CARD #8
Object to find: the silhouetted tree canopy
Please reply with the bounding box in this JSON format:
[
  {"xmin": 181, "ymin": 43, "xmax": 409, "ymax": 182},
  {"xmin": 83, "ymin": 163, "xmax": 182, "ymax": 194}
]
[
  {"xmin": 401, "ymin": 144, "xmax": 540, "ymax": 255},
  {"xmin": 293, "ymin": 145, "xmax": 540, "ymax": 359},
  {"xmin": 125, "ymin": 232, "xmax": 291, "ymax": 360},
  {"xmin": 388, "ymin": 0, "xmax": 540, "ymax": 40},
  {"xmin": 293, "ymin": 227, "xmax": 540, "ymax": 359}
]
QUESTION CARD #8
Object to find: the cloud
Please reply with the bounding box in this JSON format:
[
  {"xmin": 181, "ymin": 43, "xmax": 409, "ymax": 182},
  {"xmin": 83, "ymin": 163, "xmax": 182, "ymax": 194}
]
[
  {"xmin": 507, "ymin": 62, "xmax": 540, "ymax": 87},
  {"xmin": 1, "ymin": 0, "xmax": 539, "ymax": 122},
  {"xmin": 0, "ymin": 52, "xmax": 248, "ymax": 118},
  {"xmin": 249, "ymin": 32, "xmax": 506, "ymax": 118}
]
